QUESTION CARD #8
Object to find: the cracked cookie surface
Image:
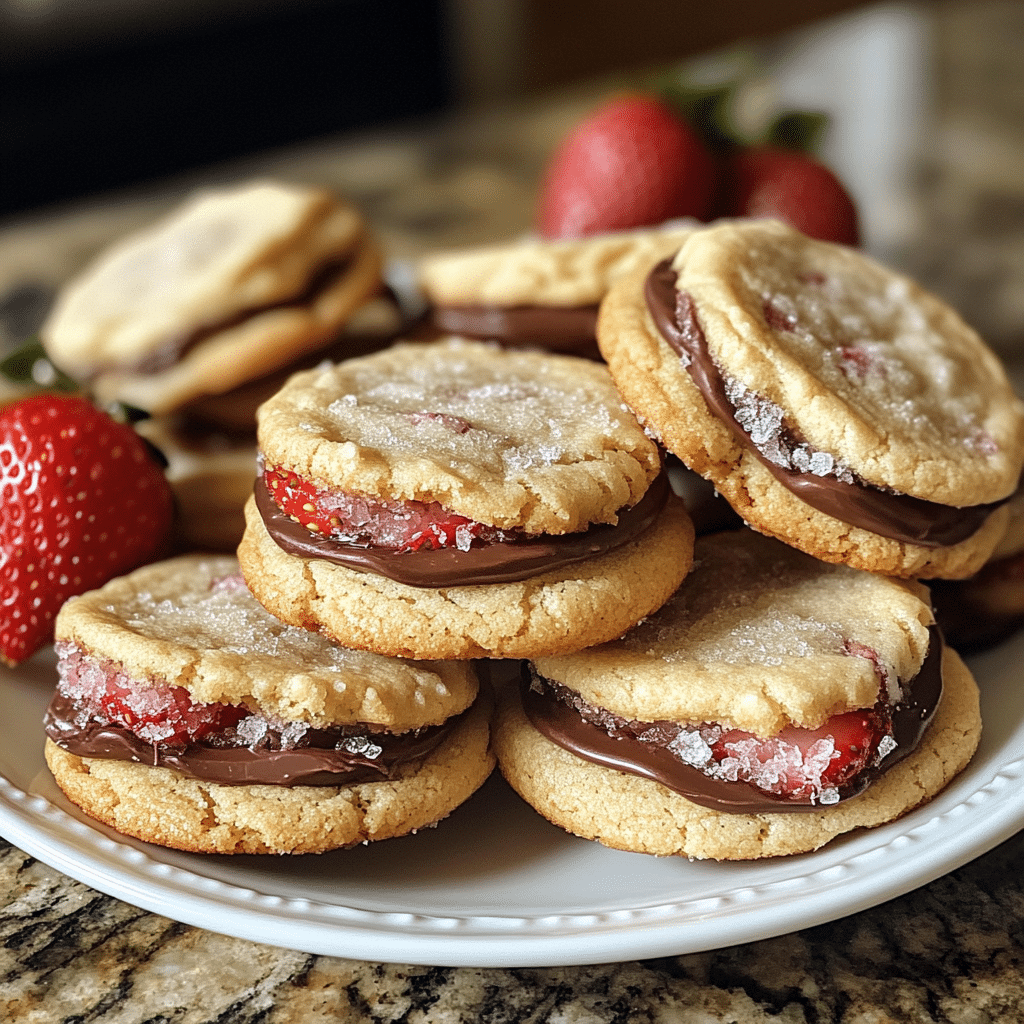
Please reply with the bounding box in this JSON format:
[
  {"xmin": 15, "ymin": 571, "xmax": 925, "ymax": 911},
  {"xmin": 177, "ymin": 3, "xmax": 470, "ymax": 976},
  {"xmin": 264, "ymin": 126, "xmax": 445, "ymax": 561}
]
[{"xmin": 256, "ymin": 338, "xmax": 662, "ymax": 535}]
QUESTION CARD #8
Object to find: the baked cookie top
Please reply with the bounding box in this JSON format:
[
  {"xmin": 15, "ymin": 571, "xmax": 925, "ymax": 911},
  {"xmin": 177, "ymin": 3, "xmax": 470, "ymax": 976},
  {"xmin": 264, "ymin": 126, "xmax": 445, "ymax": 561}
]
[
  {"xmin": 256, "ymin": 338, "xmax": 662, "ymax": 534},
  {"xmin": 41, "ymin": 180, "xmax": 365, "ymax": 380},
  {"xmin": 670, "ymin": 219, "xmax": 1024, "ymax": 506},
  {"xmin": 534, "ymin": 529, "xmax": 934, "ymax": 736},
  {"xmin": 55, "ymin": 554, "xmax": 477, "ymax": 730},
  {"xmin": 418, "ymin": 222, "xmax": 697, "ymax": 308}
]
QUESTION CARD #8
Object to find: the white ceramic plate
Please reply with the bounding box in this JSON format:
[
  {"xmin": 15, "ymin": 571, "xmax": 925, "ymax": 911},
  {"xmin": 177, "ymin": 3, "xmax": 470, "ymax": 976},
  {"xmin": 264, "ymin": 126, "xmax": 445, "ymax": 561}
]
[{"xmin": 2, "ymin": 640, "xmax": 1024, "ymax": 968}]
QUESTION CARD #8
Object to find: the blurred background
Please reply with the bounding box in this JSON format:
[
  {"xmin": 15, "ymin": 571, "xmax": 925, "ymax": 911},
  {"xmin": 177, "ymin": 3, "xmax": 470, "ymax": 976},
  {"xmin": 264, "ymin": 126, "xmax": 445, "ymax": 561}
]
[{"xmin": 1, "ymin": 0, "xmax": 1022, "ymax": 351}]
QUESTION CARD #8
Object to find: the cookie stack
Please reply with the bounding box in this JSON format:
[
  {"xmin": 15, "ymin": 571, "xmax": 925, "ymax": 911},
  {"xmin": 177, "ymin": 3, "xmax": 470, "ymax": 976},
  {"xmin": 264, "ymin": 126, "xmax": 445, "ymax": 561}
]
[
  {"xmin": 492, "ymin": 219, "xmax": 1024, "ymax": 859},
  {"xmin": 43, "ymin": 335, "xmax": 696, "ymax": 854},
  {"xmin": 236, "ymin": 338, "xmax": 694, "ymax": 660},
  {"xmin": 40, "ymin": 205, "xmax": 1024, "ymax": 862},
  {"xmin": 40, "ymin": 180, "xmax": 397, "ymax": 551}
]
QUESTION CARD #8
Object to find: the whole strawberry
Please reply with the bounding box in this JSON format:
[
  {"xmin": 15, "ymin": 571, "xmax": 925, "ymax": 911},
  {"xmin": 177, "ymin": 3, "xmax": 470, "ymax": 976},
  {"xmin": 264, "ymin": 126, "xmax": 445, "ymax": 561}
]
[
  {"xmin": 536, "ymin": 94, "xmax": 716, "ymax": 239},
  {"xmin": 1, "ymin": 394, "xmax": 174, "ymax": 665},
  {"xmin": 722, "ymin": 145, "xmax": 860, "ymax": 246}
]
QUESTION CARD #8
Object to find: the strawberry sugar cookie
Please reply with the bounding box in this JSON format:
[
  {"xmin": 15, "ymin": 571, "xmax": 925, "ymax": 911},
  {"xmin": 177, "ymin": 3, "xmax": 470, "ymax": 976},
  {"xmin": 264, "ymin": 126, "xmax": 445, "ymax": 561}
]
[
  {"xmin": 238, "ymin": 339, "xmax": 694, "ymax": 659},
  {"xmin": 598, "ymin": 219, "xmax": 1024, "ymax": 578},
  {"xmin": 494, "ymin": 529, "xmax": 981, "ymax": 860},
  {"xmin": 44, "ymin": 554, "xmax": 492, "ymax": 854}
]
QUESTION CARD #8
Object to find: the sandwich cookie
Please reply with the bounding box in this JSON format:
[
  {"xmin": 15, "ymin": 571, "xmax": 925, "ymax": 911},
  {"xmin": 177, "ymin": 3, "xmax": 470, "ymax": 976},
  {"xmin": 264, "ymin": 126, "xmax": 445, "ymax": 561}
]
[
  {"xmin": 598, "ymin": 219, "xmax": 1024, "ymax": 578},
  {"xmin": 238, "ymin": 339, "xmax": 694, "ymax": 659},
  {"xmin": 44, "ymin": 554, "xmax": 492, "ymax": 854},
  {"xmin": 495, "ymin": 529, "xmax": 981, "ymax": 859},
  {"xmin": 39, "ymin": 179, "xmax": 384, "ymax": 415},
  {"xmin": 417, "ymin": 223, "xmax": 696, "ymax": 357}
]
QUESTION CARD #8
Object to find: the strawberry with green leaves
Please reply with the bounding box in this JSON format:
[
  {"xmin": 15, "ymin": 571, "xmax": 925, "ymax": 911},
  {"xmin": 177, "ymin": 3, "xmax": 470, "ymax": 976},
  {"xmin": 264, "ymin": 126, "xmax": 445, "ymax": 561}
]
[
  {"xmin": 535, "ymin": 73, "xmax": 861, "ymax": 248},
  {"xmin": 1, "ymin": 394, "xmax": 174, "ymax": 665}
]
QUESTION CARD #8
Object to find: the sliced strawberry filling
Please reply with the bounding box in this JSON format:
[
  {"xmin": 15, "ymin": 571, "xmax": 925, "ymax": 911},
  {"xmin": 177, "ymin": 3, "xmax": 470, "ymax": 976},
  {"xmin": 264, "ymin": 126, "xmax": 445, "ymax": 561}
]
[
  {"xmin": 56, "ymin": 641, "xmax": 248, "ymax": 745},
  {"xmin": 263, "ymin": 464, "xmax": 515, "ymax": 552},
  {"xmin": 669, "ymin": 638, "xmax": 893, "ymax": 803},
  {"xmin": 531, "ymin": 637, "xmax": 906, "ymax": 806},
  {"xmin": 671, "ymin": 706, "xmax": 889, "ymax": 805}
]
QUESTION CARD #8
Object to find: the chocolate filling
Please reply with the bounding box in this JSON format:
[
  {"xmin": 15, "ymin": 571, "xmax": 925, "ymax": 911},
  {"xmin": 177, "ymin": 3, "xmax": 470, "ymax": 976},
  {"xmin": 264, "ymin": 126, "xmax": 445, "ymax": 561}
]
[
  {"xmin": 256, "ymin": 468, "xmax": 671, "ymax": 587},
  {"xmin": 645, "ymin": 260, "xmax": 1006, "ymax": 547},
  {"xmin": 430, "ymin": 304, "xmax": 600, "ymax": 355},
  {"xmin": 44, "ymin": 691, "xmax": 460, "ymax": 787},
  {"xmin": 522, "ymin": 626, "xmax": 944, "ymax": 813}
]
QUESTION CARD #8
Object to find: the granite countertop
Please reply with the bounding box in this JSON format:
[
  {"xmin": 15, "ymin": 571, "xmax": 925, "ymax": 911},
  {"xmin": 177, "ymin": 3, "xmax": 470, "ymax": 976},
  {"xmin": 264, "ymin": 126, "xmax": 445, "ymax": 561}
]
[
  {"xmin": 4, "ymin": 48, "xmax": 1024, "ymax": 1021},
  {"xmin": 4, "ymin": 828, "xmax": 1024, "ymax": 1022}
]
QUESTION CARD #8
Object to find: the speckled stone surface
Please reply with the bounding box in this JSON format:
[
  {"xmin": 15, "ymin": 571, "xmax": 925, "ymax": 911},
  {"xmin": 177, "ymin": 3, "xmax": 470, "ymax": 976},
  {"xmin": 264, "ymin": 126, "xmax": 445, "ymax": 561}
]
[{"xmin": 4, "ymin": 831, "xmax": 1024, "ymax": 1022}]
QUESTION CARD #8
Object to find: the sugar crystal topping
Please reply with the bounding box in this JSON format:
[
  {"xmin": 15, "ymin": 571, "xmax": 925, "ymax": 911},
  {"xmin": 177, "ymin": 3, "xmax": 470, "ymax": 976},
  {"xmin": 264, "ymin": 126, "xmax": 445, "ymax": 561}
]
[
  {"xmin": 297, "ymin": 343, "xmax": 649, "ymax": 480},
  {"xmin": 735, "ymin": 252, "xmax": 1004, "ymax": 455},
  {"xmin": 113, "ymin": 565, "xmax": 446, "ymax": 695},
  {"xmin": 617, "ymin": 533, "xmax": 910, "ymax": 691}
]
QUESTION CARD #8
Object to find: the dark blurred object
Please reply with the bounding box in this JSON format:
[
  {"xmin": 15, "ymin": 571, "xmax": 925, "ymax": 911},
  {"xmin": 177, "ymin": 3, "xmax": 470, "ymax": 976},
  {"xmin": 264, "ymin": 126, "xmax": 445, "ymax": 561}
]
[{"xmin": 0, "ymin": 0, "xmax": 453, "ymax": 216}]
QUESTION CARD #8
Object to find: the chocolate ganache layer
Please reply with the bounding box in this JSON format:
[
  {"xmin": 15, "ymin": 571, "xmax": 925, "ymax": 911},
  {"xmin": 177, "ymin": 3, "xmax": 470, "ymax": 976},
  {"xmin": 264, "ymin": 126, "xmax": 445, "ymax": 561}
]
[
  {"xmin": 44, "ymin": 691, "xmax": 460, "ymax": 787},
  {"xmin": 645, "ymin": 260, "xmax": 1006, "ymax": 547},
  {"xmin": 522, "ymin": 626, "xmax": 944, "ymax": 813},
  {"xmin": 256, "ymin": 468, "xmax": 671, "ymax": 587},
  {"xmin": 430, "ymin": 304, "xmax": 599, "ymax": 355}
]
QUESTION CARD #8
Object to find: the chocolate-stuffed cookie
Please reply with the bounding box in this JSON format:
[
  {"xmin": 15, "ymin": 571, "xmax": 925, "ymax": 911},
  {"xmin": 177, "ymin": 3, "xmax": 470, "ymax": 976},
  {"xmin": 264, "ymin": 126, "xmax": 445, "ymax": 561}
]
[
  {"xmin": 44, "ymin": 554, "xmax": 492, "ymax": 855},
  {"xmin": 494, "ymin": 529, "xmax": 981, "ymax": 860},
  {"xmin": 238, "ymin": 339, "xmax": 694, "ymax": 659},
  {"xmin": 40, "ymin": 180, "xmax": 384, "ymax": 415},
  {"xmin": 417, "ymin": 223, "xmax": 696, "ymax": 357},
  {"xmin": 598, "ymin": 219, "xmax": 1024, "ymax": 578}
]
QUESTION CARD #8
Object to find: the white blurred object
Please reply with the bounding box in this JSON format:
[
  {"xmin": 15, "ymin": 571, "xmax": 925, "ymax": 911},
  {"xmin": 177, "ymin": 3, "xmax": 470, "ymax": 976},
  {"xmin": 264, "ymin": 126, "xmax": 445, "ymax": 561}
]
[{"xmin": 767, "ymin": 2, "xmax": 933, "ymax": 258}]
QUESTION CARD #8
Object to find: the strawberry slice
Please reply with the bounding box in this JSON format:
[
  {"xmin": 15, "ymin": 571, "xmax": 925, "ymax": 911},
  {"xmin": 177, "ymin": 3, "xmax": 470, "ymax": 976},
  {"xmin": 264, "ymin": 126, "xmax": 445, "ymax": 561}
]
[
  {"xmin": 57, "ymin": 641, "xmax": 247, "ymax": 745},
  {"xmin": 709, "ymin": 707, "xmax": 887, "ymax": 801},
  {"xmin": 263, "ymin": 465, "xmax": 503, "ymax": 552},
  {"xmin": 1, "ymin": 395, "xmax": 174, "ymax": 666}
]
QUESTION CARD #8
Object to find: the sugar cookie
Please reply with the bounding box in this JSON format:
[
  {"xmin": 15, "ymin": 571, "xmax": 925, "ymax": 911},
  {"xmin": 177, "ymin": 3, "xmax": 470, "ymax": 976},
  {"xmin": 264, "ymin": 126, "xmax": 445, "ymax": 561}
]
[
  {"xmin": 598, "ymin": 220, "xmax": 1024, "ymax": 578},
  {"xmin": 44, "ymin": 554, "xmax": 492, "ymax": 854}
]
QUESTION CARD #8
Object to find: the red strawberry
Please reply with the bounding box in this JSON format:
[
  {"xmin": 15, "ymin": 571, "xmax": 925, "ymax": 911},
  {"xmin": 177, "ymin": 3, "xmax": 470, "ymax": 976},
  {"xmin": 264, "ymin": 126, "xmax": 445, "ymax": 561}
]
[
  {"xmin": 1, "ymin": 395, "xmax": 174, "ymax": 665},
  {"xmin": 536, "ymin": 94, "xmax": 717, "ymax": 239},
  {"xmin": 263, "ymin": 465, "xmax": 500, "ymax": 552},
  {"xmin": 722, "ymin": 145, "xmax": 860, "ymax": 246},
  {"xmin": 710, "ymin": 707, "xmax": 886, "ymax": 799},
  {"xmin": 58, "ymin": 641, "xmax": 247, "ymax": 744}
]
